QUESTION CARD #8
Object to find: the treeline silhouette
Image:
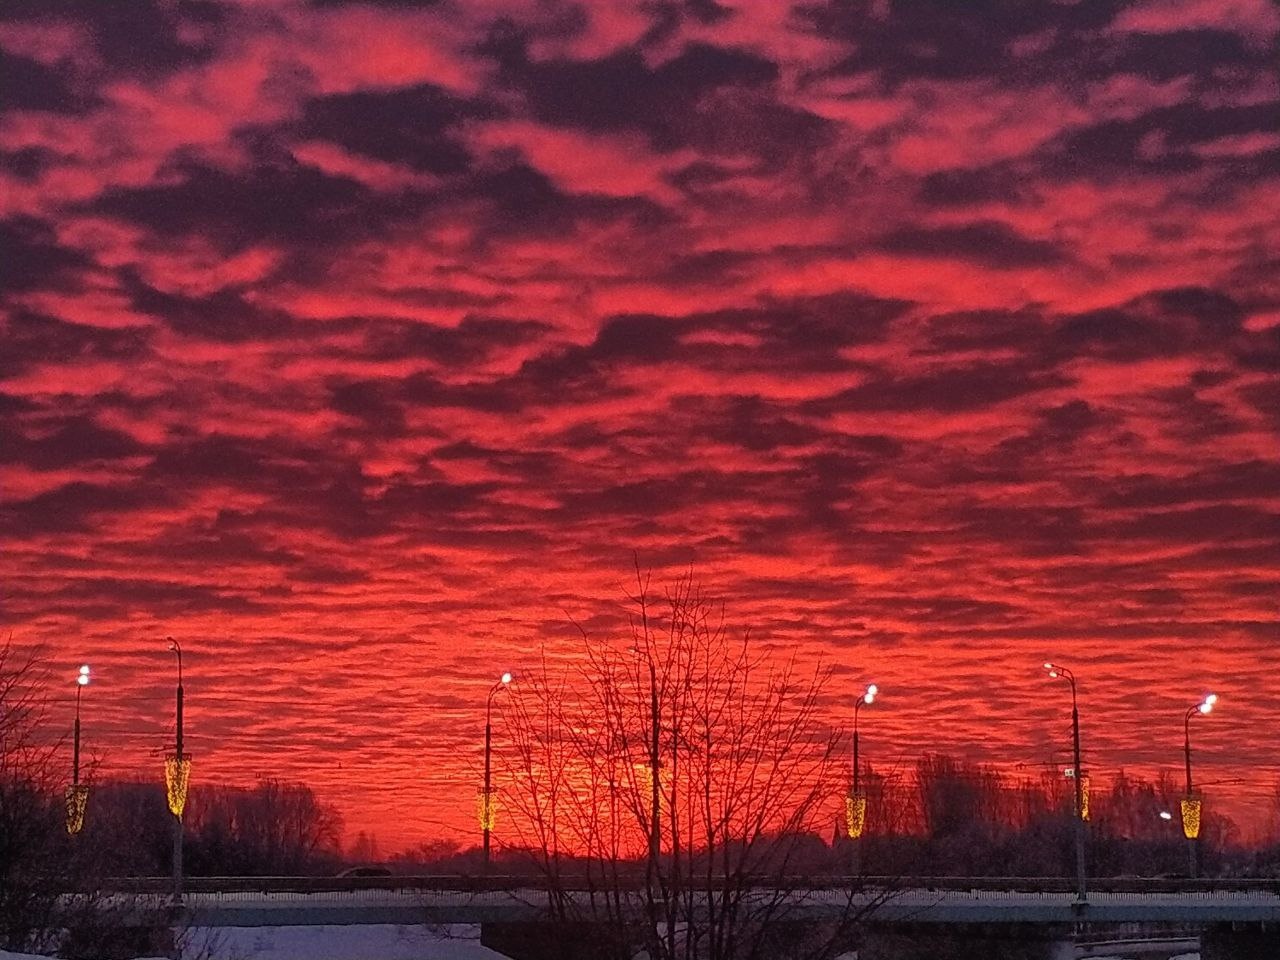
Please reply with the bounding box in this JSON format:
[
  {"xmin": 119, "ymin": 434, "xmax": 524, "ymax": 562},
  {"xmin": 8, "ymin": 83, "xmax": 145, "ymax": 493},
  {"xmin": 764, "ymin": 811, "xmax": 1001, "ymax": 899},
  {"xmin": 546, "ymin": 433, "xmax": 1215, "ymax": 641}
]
[
  {"xmin": 387, "ymin": 755, "xmax": 1279, "ymax": 881},
  {"xmin": 842, "ymin": 754, "xmax": 1252, "ymax": 878},
  {"xmin": 76, "ymin": 779, "xmax": 343, "ymax": 877}
]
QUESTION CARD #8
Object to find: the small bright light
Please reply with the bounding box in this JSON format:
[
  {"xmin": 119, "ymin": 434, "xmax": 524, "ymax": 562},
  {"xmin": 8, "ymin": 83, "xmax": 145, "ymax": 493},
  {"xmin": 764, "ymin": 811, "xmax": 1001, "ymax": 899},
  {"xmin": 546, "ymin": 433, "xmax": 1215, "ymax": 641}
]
[
  {"xmin": 1159, "ymin": 810, "xmax": 1173, "ymax": 820},
  {"xmin": 1049, "ymin": 670, "xmax": 1059, "ymax": 679},
  {"xmin": 77, "ymin": 665, "xmax": 90, "ymax": 685},
  {"xmin": 1204, "ymin": 694, "xmax": 1218, "ymax": 705},
  {"xmin": 864, "ymin": 693, "xmax": 876, "ymax": 704},
  {"xmin": 1199, "ymin": 701, "xmax": 1213, "ymax": 714},
  {"xmin": 866, "ymin": 684, "xmax": 879, "ymax": 696},
  {"xmin": 1043, "ymin": 662, "xmax": 1053, "ymax": 670},
  {"xmin": 501, "ymin": 672, "xmax": 513, "ymax": 685}
]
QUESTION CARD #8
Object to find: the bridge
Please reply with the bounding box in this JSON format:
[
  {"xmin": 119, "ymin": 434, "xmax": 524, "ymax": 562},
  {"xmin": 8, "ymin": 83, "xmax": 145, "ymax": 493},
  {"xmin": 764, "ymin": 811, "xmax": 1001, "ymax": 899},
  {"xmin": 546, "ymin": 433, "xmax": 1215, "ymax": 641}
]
[{"xmin": 105, "ymin": 877, "xmax": 1280, "ymax": 960}]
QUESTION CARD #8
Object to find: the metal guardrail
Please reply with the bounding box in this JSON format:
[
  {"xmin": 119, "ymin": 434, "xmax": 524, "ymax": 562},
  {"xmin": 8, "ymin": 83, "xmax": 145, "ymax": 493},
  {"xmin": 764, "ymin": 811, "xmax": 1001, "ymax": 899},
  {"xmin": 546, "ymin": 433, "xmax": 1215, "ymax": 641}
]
[{"xmin": 99, "ymin": 874, "xmax": 1280, "ymax": 896}]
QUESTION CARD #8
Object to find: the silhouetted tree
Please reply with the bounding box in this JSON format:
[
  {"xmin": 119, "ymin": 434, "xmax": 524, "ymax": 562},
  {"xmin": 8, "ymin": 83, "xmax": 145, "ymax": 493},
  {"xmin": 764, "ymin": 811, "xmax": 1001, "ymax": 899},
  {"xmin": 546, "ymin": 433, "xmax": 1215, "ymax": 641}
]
[
  {"xmin": 186, "ymin": 779, "xmax": 343, "ymax": 875},
  {"xmin": 498, "ymin": 574, "xmax": 884, "ymax": 960},
  {"xmin": 1, "ymin": 639, "xmax": 67, "ymax": 951}
]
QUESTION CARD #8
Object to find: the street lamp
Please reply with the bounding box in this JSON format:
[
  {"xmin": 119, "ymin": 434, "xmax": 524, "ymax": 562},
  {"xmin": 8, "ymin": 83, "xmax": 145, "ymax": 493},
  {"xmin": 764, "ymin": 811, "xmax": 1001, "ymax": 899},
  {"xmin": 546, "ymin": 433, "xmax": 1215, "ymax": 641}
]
[
  {"xmin": 164, "ymin": 638, "xmax": 191, "ymax": 903},
  {"xmin": 1044, "ymin": 662, "xmax": 1087, "ymax": 903},
  {"xmin": 66, "ymin": 665, "xmax": 91, "ymax": 835},
  {"xmin": 845, "ymin": 684, "xmax": 877, "ymax": 877},
  {"xmin": 846, "ymin": 684, "xmax": 877, "ymax": 836},
  {"xmin": 481, "ymin": 671, "xmax": 512, "ymax": 874},
  {"xmin": 1182, "ymin": 693, "xmax": 1217, "ymax": 878}
]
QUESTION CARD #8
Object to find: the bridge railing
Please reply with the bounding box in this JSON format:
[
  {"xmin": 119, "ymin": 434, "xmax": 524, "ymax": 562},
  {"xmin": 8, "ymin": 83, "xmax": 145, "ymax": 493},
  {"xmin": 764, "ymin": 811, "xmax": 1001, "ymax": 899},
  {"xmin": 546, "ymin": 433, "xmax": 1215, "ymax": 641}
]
[{"xmin": 95, "ymin": 874, "xmax": 1280, "ymax": 897}]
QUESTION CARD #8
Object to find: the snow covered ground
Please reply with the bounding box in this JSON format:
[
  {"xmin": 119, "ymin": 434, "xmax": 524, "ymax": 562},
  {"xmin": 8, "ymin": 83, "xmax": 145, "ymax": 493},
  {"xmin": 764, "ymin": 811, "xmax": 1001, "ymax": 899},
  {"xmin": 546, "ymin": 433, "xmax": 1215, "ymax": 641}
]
[
  {"xmin": 188, "ymin": 925, "xmax": 507, "ymax": 960},
  {"xmin": 3, "ymin": 926, "xmax": 509, "ymax": 960},
  {"xmin": 2, "ymin": 936, "xmax": 1204, "ymax": 959}
]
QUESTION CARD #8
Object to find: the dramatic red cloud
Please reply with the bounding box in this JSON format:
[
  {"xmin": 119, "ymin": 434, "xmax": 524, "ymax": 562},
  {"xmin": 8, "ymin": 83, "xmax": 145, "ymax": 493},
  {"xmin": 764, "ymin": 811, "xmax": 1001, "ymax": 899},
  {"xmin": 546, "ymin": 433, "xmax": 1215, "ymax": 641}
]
[{"xmin": 1, "ymin": 0, "xmax": 1277, "ymax": 854}]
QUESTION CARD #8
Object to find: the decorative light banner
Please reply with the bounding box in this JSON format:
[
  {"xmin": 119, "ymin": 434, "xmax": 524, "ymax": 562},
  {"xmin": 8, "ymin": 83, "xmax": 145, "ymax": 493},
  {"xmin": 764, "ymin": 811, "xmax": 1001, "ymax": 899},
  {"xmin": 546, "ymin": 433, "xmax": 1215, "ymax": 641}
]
[
  {"xmin": 477, "ymin": 787, "xmax": 497, "ymax": 831},
  {"xmin": 844, "ymin": 793, "xmax": 867, "ymax": 839},
  {"xmin": 1181, "ymin": 796, "xmax": 1202, "ymax": 840},
  {"xmin": 1080, "ymin": 774, "xmax": 1091, "ymax": 822},
  {"xmin": 65, "ymin": 784, "xmax": 89, "ymax": 835},
  {"xmin": 165, "ymin": 753, "xmax": 192, "ymax": 817}
]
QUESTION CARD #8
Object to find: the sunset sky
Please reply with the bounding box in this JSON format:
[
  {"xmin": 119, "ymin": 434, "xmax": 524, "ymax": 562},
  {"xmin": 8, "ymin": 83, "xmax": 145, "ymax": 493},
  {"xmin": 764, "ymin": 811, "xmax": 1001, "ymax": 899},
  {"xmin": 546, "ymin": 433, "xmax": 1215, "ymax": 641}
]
[{"xmin": 2, "ymin": 0, "xmax": 1278, "ymax": 852}]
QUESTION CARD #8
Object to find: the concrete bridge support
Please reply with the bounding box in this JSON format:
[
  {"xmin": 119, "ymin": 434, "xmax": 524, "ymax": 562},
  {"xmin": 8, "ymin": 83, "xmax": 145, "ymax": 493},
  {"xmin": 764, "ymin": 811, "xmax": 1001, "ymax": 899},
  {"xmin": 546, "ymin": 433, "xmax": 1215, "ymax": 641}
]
[
  {"xmin": 856, "ymin": 923, "xmax": 1075, "ymax": 960},
  {"xmin": 1200, "ymin": 922, "xmax": 1280, "ymax": 960}
]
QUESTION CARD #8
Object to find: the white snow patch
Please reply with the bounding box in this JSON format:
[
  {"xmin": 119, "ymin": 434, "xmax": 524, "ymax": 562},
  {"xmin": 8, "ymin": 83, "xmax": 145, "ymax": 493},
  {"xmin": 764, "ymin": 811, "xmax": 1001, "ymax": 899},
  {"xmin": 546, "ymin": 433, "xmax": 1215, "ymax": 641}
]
[
  {"xmin": 3, "ymin": 925, "xmax": 506, "ymax": 960},
  {"xmin": 192, "ymin": 924, "xmax": 507, "ymax": 960}
]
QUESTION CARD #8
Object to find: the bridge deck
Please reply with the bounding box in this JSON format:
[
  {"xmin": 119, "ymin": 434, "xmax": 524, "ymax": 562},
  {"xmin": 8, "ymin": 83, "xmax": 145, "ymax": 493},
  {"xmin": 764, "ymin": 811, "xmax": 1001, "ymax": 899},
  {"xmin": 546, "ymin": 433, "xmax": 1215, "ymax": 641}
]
[{"xmin": 140, "ymin": 888, "xmax": 1280, "ymax": 927}]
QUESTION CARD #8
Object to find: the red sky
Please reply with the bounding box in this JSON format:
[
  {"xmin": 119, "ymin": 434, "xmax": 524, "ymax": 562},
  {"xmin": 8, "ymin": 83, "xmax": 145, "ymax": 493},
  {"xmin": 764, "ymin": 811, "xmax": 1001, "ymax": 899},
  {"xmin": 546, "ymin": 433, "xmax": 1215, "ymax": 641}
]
[{"xmin": 2, "ymin": 0, "xmax": 1278, "ymax": 852}]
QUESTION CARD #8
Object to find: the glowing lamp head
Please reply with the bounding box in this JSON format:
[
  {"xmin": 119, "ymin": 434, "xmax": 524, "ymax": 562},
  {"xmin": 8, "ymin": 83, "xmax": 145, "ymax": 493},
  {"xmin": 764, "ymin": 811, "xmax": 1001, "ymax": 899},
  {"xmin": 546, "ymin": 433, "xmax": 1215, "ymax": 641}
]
[
  {"xmin": 1159, "ymin": 810, "xmax": 1173, "ymax": 821},
  {"xmin": 1043, "ymin": 662, "xmax": 1059, "ymax": 678},
  {"xmin": 501, "ymin": 672, "xmax": 513, "ymax": 685},
  {"xmin": 863, "ymin": 683, "xmax": 878, "ymax": 704},
  {"xmin": 77, "ymin": 664, "xmax": 91, "ymax": 686}
]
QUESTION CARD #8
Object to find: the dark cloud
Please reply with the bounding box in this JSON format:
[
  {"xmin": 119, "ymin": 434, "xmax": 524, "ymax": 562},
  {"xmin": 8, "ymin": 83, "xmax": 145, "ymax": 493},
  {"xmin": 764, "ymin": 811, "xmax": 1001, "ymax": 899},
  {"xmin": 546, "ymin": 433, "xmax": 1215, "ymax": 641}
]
[
  {"xmin": 1099, "ymin": 460, "xmax": 1280, "ymax": 510},
  {"xmin": 1047, "ymin": 98, "xmax": 1280, "ymax": 181},
  {"xmin": 0, "ymin": 481, "xmax": 158, "ymax": 535},
  {"xmin": 88, "ymin": 154, "xmax": 423, "ymax": 252},
  {"xmin": 0, "ymin": 414, "xmax": 146, "ymax": 469},
  {"xmin": 1108, "ymin": 28, "xmax": 1265, "ymax": 82},
  {"xmin": 669, "ymin": 394, "xmax": 825, "ymax": 452},
  {"xmin": 463, "ymin": 161, "xmax": 672, "ymax": 239},
  {"xmin": 359, "ymin": 315, "xmax": 550, "ymax": 364},
  {"xmin": 809, "ymin": 361, "xmax": 1068, "ymax": 415},
  {"xmin": 327, "ymin": 379, "xmax": 408, "ymax": 436},
  {"xmin": 875, "ymin": 221, "xmax": 1065, "ymax": 268},
  {"xmin": 0, "ymin": 53, "xmax": 92, "ymax": 114},
  {"xmin": 512, "ymin": 41, "xmax": 778, "ymax": 140},
  {"xmin": 802, "ymin": 0, "xmax": 1124, "ymax": 85},
  {"xmin": 121, "ymin": 270, "xmax": 297, "ymax": 341},
  {"xmin": 0, "ymin": 0, "xmax": 228, "ymax": 76},
  {"xmin": 1052, "ymin": 287, "xmax": 1246, "ymax": 361},
  {"xmin": 0, "ymin": 217, "xmax": 92, "ymax": 295},
  {"xmin": 498, "ymin": 40, "xmax": 797, "ymax": 154},
  {"xmin": 297, "ymin": 84, "xmax": 485, "ymax": 175},
  {"xmin": 917, "ymin": 166, "xmax": 1032, "ymax": 208},
  {"xmin": 0, "ymin": 310, "xmax": 150, "ymax": 377}
]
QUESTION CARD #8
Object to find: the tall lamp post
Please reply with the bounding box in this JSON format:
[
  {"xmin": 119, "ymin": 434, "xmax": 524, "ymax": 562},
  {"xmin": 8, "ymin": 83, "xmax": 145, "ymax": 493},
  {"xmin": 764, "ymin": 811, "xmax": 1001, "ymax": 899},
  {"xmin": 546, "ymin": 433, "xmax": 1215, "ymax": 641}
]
[
  {"xmin": 1182, "ymin": 693, "xmax": 1217, "ymax": 879},
  {"xmin": 482, "ymin": 671, "xmax": 513, "ymax": 874},
  {"xmin": 1044, "ymin": 663, "xmax": 1087, "ymax": 903},
  {"xmin": 66, "ymin": 665, "xmax": 91, "ymax": 835},
  {"xmin": 847, "ymin": 683, "xmax": 878, "ymax": 875},
  {"xmin": 165, "ymin": 638, "xmax": 191, "ymax": 904}
]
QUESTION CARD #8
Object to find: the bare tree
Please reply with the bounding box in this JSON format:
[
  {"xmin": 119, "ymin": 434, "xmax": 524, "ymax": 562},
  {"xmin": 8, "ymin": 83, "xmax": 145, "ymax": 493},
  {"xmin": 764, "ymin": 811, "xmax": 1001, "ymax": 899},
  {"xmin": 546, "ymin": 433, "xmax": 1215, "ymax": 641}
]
[
  {"xmin": 0, "ymin": 638, "xmax": 76, "ymax": 952},
  {"xmin": 185, "ymin": 779, "xmax": 344, "ymax": 875},
  {"xmin": 497, "ymin": 574, "xmax": 881, "ymax": 960}
]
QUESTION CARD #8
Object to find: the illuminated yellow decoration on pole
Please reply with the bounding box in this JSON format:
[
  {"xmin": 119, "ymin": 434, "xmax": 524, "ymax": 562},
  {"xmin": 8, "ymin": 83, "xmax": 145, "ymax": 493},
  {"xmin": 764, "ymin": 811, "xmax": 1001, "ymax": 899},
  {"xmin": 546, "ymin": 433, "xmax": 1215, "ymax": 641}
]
[
  {"xmin": 1180, "ymin": 797, "xmax": 1202, "ymax": 840},
  {"xmin": 165, "ymin": 753, "xmax": 191, "ymax": 817},
  {"xmin": 844, "ymin": 793, "xmax": 867, "ymax": 839},
  {"xmin": 1080, "ymin": 774, "xmax": 1090, "ymax": 822},
  {"xmin": 65, "ymin": 784, "xmax": 90, "ymax": 835},
  {"xmin": 476, "ymin": 788, "xmax": 497, "ymax": 831}
]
